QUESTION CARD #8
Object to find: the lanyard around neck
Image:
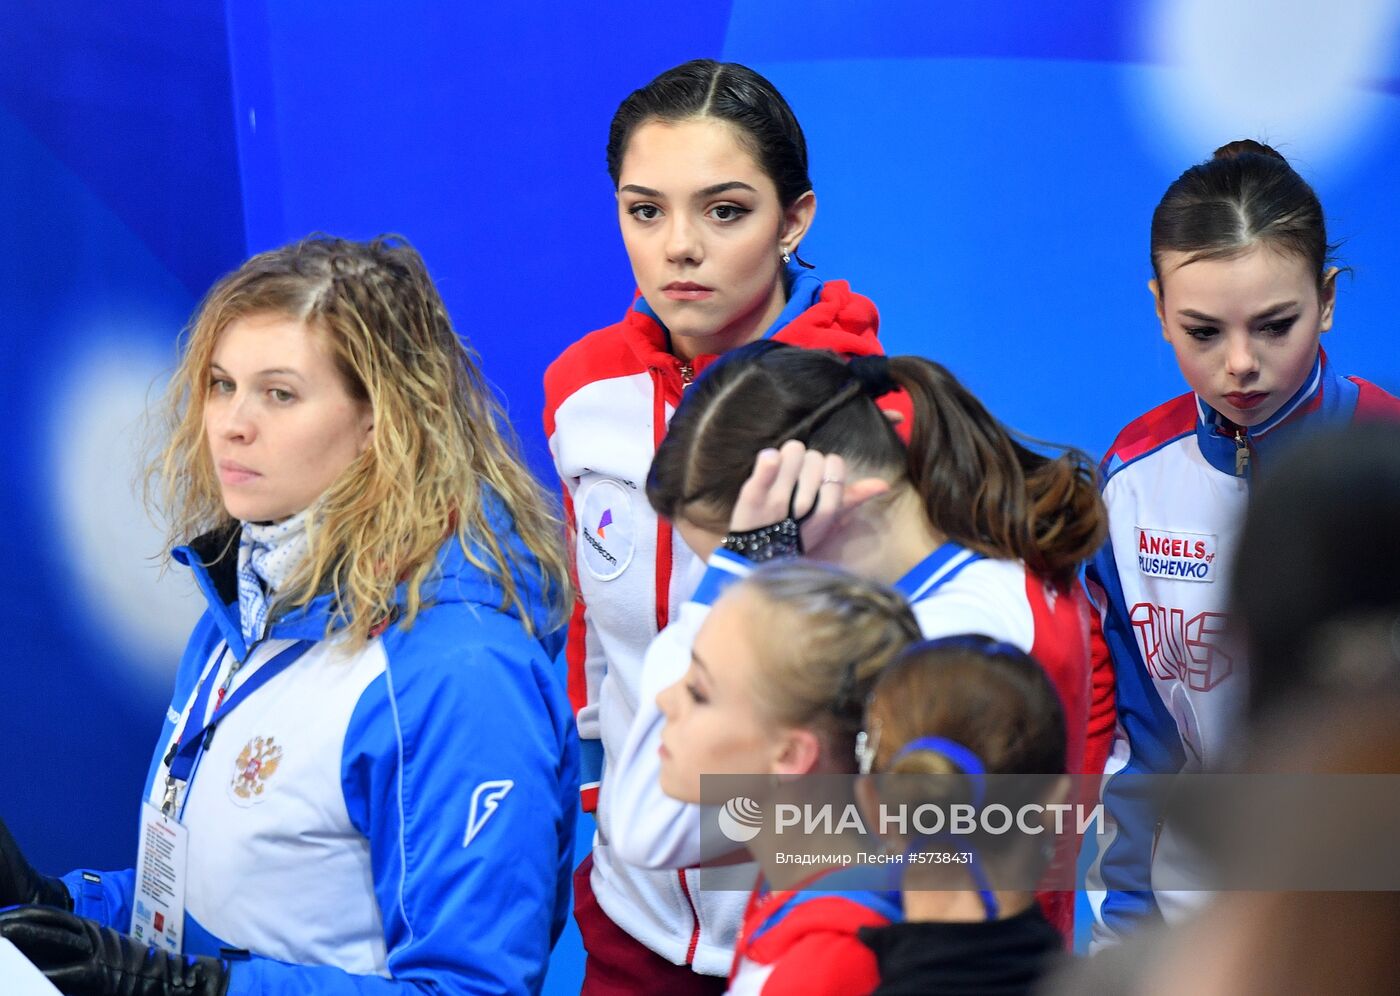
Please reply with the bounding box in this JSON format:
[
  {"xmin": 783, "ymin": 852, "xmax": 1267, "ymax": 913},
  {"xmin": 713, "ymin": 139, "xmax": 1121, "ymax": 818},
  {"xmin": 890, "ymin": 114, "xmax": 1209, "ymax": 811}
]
[{"xmin": 165, "ymin": 639, "xmax": 315, "ymax": 785}]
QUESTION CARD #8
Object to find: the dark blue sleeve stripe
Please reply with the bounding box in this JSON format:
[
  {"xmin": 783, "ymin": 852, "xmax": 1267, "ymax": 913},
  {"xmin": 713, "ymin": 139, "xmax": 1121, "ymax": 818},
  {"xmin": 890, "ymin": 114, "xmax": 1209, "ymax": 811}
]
[{"xmin": 692, "ymin": 550, "xmax": 752, "ymax": 606}]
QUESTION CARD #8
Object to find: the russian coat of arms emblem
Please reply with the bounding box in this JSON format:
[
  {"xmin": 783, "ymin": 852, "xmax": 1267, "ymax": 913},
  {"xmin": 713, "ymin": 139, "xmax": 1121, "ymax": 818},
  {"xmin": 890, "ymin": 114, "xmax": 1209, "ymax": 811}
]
[{"xmin": 230, "ymin": 735, "xmax": 283, "ymax": 803}]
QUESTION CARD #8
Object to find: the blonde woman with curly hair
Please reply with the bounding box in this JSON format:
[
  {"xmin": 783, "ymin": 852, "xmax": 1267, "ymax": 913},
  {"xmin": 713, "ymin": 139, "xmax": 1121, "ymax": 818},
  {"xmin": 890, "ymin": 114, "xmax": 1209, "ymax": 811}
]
[{"xmin": 0, "ymin": 235, "xmax": 578, "ymax": 996}]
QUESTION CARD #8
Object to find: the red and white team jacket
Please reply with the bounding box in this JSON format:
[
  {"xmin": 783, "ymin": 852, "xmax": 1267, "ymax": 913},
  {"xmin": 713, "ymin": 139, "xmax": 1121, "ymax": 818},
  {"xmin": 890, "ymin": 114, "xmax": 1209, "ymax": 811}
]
[
  {"xmin": 543, "ymin": 267, "xmax": 894, "ymax": 973},
  {"xmin": 609, "ymin": 543, "xmax": 1108, "ymax": 944},
  {"xmin": 1085, "ymin": 349, "xmax": 1400, "ymax": 947},
  {"xmin": 728, "ymin": 873, "xmax": 900, "ymax": 996}
]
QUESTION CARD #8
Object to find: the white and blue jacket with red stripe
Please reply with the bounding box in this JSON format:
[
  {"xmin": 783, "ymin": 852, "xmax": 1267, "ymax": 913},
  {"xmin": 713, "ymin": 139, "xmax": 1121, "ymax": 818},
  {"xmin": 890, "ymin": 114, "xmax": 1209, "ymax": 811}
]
[
  {"xmin": 607, "ymin": 536, "xmax": 1100, "ymax": 950},
  {"xmin": 542, "ymin": 265, "xmax": 896, "ymax": 973},
  {"xmin": 1084, "ymin": 349, "xmax": 1400, "ymax": 946}
]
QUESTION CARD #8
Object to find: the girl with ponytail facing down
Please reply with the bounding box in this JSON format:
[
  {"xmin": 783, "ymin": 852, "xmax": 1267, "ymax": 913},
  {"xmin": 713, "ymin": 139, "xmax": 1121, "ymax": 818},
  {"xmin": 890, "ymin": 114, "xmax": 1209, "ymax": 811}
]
[
  {"xmin": 543, "ymin": 59, "xmax": 903, "ymax": 990},
  {"xmin": 609, "ymin": 340, "xmax": 1109, "ymax": 938},
  {"xmin": 854, "ymin": 638, "xmax": 1070, "ymax": 994},
  {"xmin": 1085, "ymin": 140, "xmax": 1400, "ymax": 949}
]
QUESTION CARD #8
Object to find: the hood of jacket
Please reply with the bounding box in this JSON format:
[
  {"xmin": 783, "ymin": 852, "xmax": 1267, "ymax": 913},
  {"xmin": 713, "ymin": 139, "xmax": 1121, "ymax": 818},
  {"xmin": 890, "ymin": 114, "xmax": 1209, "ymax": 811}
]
[{"xmin": 616, "ymin": 261, "xmax": 884, "ymax": 378}]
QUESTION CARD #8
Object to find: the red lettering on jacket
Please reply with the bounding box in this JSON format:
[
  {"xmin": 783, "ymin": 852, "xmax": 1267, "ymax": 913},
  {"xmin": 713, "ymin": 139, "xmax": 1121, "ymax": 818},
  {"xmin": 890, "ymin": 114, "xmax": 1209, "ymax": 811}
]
[
  {"xmin": 1137, "ymin": 530, "xmax": 1215, "ymax": 561},
  {"xmin": 1129, "ymin": 602, "xmax": 1233, "ymax": 691}
]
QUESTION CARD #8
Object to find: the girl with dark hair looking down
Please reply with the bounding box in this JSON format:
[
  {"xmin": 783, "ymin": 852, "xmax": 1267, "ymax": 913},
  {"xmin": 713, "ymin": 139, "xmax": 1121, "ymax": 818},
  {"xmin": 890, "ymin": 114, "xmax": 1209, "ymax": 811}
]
[
  {"xmin": 1084, "ymin": 140, "xmax": 1400, "ymax": 948},
  {"xmin": 609, "ymin": 339, "xmax": 1110, "ymax": 943}
]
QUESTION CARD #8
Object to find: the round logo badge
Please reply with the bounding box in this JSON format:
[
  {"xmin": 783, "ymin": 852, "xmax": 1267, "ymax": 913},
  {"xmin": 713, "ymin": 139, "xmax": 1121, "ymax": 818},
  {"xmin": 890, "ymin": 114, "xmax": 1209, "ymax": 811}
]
[
  {"xmin": 718, "ymin": 797, "xmax": 764, "ymax": 843},
  {"xmin": 577, "ymin": 478, "xmax": 634, "ymax": 582}
]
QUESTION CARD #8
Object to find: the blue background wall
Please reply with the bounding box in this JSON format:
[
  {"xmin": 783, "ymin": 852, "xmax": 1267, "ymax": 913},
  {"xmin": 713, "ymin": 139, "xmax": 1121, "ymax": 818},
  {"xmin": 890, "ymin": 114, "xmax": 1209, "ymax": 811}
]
[{"xmin": 3, "ymin": 1, "xmax": 1398, "ymax": 989}]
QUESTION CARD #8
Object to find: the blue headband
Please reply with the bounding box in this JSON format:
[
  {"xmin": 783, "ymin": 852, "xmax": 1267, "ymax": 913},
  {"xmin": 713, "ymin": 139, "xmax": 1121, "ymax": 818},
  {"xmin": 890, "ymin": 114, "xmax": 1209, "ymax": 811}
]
[
  {"xmin": 920, "ymin": 634, "xmax": 1027, "ymax": 660},
  {"xmin": 892, "ymin": 735, "xmax": 999, "ymax": 921},
  {"xmin": 889, "ymin": 736, "xmax": 987, "ymax": 809}
]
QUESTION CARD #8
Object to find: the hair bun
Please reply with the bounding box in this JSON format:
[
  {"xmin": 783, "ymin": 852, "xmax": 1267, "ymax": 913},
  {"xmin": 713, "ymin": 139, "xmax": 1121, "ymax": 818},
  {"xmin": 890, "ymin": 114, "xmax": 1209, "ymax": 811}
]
[
  {"xmin": 848, "ymin": 354, "xmax": 900, "ymax": 399},
  {"xmin": 1213, "ymin": 139, "xmax": 1287, "ymax": 164}
]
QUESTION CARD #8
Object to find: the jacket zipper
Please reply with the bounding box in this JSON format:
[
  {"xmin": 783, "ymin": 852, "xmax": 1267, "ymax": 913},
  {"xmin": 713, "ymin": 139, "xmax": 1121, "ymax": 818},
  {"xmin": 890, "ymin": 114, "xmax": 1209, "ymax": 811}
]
[
  {"xmin": 653, "ymin": 359, "xmax": 702, "ymax": 963},
  {"xmin": 660, "ymin": 355, "xmax": 700, "ymax": 958},
  {"xmin": 651, "ymin": 367, "xmax": 679, "ymax": 636},
  {"xmin": 1150, "ymin": 816, "xmax": 1166, "ymax": 861},
  {"xmin": 1233, "ymin": 429, "xmax": 1250, "ymax": 477}
]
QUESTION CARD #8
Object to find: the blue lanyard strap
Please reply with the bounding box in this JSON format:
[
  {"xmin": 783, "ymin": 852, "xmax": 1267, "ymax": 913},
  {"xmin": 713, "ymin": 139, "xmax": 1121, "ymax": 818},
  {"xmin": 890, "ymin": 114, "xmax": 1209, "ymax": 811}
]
[{"xmin": 166, "ymin": 640, "xmax": 315, "ymax": 783}]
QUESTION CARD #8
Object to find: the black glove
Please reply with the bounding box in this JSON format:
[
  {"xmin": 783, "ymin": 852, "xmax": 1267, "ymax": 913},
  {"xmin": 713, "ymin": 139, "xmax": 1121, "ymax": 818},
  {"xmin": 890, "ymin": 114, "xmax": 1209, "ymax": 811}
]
[
  {"xmin": 719, "ymin": 517, "xmax": 804, "ymax": 561},
  {"xmin": 0, "ymin": 815, "xmax": 72, "ymax": 910},
  {"xmin": 720, "ymin": 473, "xmax": 827, "ymax": 563},
  {"xmin": 0, "ymin": 906, "xmax": 229, "ymax": 996}
]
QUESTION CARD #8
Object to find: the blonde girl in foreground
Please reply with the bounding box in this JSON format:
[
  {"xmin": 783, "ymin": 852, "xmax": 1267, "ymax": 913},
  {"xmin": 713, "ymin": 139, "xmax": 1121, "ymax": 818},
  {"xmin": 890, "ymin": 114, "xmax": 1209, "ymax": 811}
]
[{"xmin": 656, "ymin": 561, "xmax": 920, "ymax": 995}]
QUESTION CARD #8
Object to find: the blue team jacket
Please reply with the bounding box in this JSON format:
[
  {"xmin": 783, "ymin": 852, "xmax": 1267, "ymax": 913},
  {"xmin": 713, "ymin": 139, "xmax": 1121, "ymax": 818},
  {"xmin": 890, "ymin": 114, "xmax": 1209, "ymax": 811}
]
[{"xmin": 62, "ymin": 505, "xmax": 579, "ymax": 995}]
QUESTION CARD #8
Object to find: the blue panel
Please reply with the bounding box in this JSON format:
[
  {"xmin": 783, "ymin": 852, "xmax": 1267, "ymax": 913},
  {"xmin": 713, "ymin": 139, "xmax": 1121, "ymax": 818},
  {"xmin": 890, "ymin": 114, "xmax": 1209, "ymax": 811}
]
[
  {"xmin": 225, "ymin": 1, "xmax": 734, "ymax": 480},
  {"xmin": 0, "ymin": 100, "xmax": 217, "ymax": 878},
  {"xmin": 0, "ymin": 0, "xmax": 244, "ymax": 897},
  {"xmin": 5, "ymin": 1, "xmax": 1400, "ymax": 986},
  {"xmin": 0, "ymin": 0, "xmax": 246, "ymax": 296},
  {"xmin": 724, "ymin": 0, "xmax": 1146, "ymax": 64}
]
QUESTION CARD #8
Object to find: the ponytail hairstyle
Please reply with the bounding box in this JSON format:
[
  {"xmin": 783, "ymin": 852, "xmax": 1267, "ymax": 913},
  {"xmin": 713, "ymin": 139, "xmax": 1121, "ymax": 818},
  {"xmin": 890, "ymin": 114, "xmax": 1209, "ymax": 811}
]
[
  {"xmin": 151, "ymin": 235, "xmax": 571, "ymax": 649},
  {"xmin": 735, "ymin": 561, "xmax": 920, "ymax": 768},
  {"xmin": 866, "ymin": 637, "xmax": 1067, "ymax": 778},
  {"xmin": 648, "ymin": 341, "xmax": 1106, "ymax": 582},
  {"xmin": 1151, "ymin": 139, "xmax": 1337, "ymax": 289},
  {"xmin": 606, "ymin": 59, "xmax": 813, "ymax": 211},
  {"xmin": 861, "ymin": 636, "xmax": 1066, "ymax": 852}
]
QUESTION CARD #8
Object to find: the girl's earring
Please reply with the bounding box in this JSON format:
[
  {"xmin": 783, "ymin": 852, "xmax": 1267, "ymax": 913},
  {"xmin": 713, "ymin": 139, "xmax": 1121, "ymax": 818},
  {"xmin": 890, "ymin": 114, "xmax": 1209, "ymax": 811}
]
[{"xmin": 780, "ymin": 246, "xmax": 792, "ymax": 265}]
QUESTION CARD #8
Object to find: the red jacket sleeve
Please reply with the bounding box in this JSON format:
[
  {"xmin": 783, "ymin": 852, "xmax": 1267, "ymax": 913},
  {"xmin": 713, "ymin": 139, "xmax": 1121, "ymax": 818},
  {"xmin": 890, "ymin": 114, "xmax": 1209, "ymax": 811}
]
[
  {"xmin": 1084, "ymin": 603, "xmax": 1117, "ymax": 779},
  {"xmin": 757, "ymin": 934, "xmax": 882, "ymax": 996}
]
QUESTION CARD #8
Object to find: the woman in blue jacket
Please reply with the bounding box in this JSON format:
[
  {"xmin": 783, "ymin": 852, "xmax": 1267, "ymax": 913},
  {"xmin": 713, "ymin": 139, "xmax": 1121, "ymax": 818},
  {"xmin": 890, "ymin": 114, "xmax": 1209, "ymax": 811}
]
[{"xmin": 0, "ymin": 235, "xmax": 579, "ymax": 995}]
